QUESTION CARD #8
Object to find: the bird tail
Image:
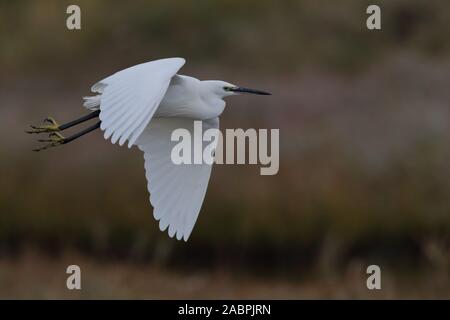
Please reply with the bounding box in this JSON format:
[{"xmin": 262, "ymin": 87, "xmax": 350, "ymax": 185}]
[{"xmin": 82, "ymin": 95, "xmax": 101, "ymax": 110}]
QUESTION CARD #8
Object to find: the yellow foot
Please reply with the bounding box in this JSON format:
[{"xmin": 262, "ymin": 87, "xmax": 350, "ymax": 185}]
[
  {"xmin": 33, "ymin": 132, "xmax": 66, "ymax": 152},
  {"xmin": 26, "ymin": 117, "xmax": 60, "ymax": 134}
]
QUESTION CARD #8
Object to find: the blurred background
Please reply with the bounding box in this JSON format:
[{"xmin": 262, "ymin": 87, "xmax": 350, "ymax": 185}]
[{"xmin": 1, "ymin": 0, "xmax": 450, "ymax": 298}]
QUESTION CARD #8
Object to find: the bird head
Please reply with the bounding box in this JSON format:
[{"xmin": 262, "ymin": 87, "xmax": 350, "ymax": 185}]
[{"xmin": 203, "ymin": 80, "xmax": 271, "ymax": 98}]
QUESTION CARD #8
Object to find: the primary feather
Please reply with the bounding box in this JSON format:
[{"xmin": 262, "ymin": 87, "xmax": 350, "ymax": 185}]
[
  {"xmin": 136, "ymin": 117, "xmax": 219, "ymax": 241},
  {"xmin": 91, "ymin": 57, "xmax": 185, "ymax": 148}
]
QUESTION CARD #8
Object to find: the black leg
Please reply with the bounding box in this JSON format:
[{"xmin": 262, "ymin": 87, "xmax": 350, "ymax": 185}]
[
  {"xmin": 62, "ymin": 121, "xmax": 101, "ymax": 145},
  {"xmin": 59, "ymin": 110, "xmax": 100, "ymax": 131}
]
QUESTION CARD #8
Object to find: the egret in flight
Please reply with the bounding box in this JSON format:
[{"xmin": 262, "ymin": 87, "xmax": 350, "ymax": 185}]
[{"xmin": 27, "ymin": 58, "xmax": 271, "ymax": 241}]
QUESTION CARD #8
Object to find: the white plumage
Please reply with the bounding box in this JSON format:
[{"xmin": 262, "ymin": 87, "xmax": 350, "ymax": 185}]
[
  {"xmin": 79, "ymin": 57, "xmax": 270, "ymax": 241},
  {"xmin": 136, "ymin": 117, "xmax": 218, "ymax": 241}
]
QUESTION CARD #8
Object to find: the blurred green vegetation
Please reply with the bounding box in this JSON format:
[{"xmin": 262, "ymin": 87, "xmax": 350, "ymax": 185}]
[
  {"xmin": 1, "ymin": 0, "xmax": 450, "ymax": 76},
  {"xmin": 0, "ymin": 0, "xmax": 449, "ymax": 295}
]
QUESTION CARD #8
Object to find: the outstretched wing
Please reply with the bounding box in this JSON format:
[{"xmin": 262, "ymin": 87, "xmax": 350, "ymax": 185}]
[
  {"xmin": 92, "ymin": 57, "xmax": 185, "ymax": 148},
  {"xmin": 136, "ymin": 117, "xmax": 219, "ymax": 241}
]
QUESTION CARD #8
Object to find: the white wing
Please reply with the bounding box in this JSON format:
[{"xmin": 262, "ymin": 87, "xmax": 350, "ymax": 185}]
[
  {"xmin": 136, "ymin": 117, "xmax": 219, "ymax": 241},
  {"xmin": 92, "ymin": 57, "xmax": 185, "ymax": 148}
]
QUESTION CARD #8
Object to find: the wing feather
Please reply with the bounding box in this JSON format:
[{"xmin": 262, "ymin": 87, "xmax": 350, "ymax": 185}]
[
  {"xmin": 93, "ymin": 58, "xmax": 185, "ymax": 148},
  {"xmin": 136, "ymin": 117, "xmax": 219, "ymax": 241}
]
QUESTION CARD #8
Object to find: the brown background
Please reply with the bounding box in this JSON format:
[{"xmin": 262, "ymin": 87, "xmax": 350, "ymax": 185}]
[{"xmin": 0, "ymin": 0, "xmax": 449, "ymax": 298}]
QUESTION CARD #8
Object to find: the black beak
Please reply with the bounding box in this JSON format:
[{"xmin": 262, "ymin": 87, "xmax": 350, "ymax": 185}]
[{"xmin": 230, "ymin": 87, "xmax": 271, "ymax": 95}]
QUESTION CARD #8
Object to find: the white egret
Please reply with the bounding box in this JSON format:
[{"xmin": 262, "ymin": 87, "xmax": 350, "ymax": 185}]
[{"xmin": 27, "ymin": 57, "xmax": 271, "ymax": 241}]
